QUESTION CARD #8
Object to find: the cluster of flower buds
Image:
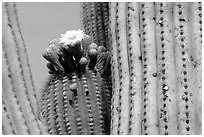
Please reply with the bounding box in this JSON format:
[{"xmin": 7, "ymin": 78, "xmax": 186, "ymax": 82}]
[{"xmin": 42, "ymin": 29, "xmax": 109, "ymax": 76}]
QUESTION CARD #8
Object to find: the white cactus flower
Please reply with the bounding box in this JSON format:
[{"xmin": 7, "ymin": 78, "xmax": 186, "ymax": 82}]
[{"xmin": 59, "ymin": 29, "xmax": 85, "ymax": 47}]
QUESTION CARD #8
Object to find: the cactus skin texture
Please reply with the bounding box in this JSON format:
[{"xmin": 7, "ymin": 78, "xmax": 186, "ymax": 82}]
[
  {"xmin": 109, "ymin": 2, "xmax": 202, "ymax": 135},
  {"xmin": 39, "ymin": 30, "xmax": 112, "ymax": 135},
  {"xmin": 82, "ymin": 2, "xmax": 110, "ymax": 51},
  {"xmin": 2, "ymin": 2, "xmax": 47, "ymax": 134},
  {"xmin": 39, "ymin": 71, "xmax": 109, "ymax": 135},
  {"xmin": 3, "ymin": 2, "xmax": 202, "ymax": 135}
]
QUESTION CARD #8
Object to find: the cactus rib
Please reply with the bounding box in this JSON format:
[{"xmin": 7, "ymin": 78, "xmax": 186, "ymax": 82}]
[
  {"xmin": 140, "ymin": 2, "xmax": 159, "ymax": 135},
  {"xmin": 155, "ymin": 2, "xmax": 178, "ymax": 135},
  {"xmin": 115, "ymin": 2, "xmax": 131, "ymax": 134},
  {"xmin": 173, "ymin": 2, "xmax": 198, "ymax": 134},
  {"xmin": 189, "ymin": 2, "xmax": 202, "ymax": 134},
  {"xmin": 109, "ymin": 2, "xmax": 120, "ymax": 134},
  {"xmin": 126, "ymin": 2, "xmax": 142, "ymax": 135}
]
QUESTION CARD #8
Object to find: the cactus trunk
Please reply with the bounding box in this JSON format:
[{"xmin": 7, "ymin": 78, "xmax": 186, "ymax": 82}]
[
  {"xmin": 109, "ymin": 2, "xmax": 202, "ymax": 135},
  {"xmin": 2, "ymin": 2, "xmax": 47, "ymax": 134}
]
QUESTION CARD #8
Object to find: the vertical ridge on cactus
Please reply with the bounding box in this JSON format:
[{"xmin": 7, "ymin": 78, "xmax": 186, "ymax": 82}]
[
  {"xmin": 70, "ymin": 73, "xmax": 82, "ymax": 134},
  {"xmin": 155, "ymin": 2, "xmax": 178, "ymax": 135},
  {"xmin": 95, "ymin": 3, "xmax": 105, "ymax": 47},
  {"xmin": 190, "ymin": 2, "xmax": 202, "ymax": 134},
  {"xmin": 2, "ymin": 2, "xmax": 47, "ymax": 134},
  {"xmin": 126, "ymin": 2, "xmax": 142, "ymax": 135},
  {"xmin": 101, "ymin": 2, "xmax": 109, "ymax": 50},
  {"xmin": 173, "ymin": 2, "xmax": 199, "ymax": 134},
  {"xmin": 114, "ymin": 2, "xmax": 131, "ymax": 135},
  {"xmin": 109, "ymin": 2, "xmax": 120, "ymax": 134},
  {"xmin": 140, "ymin": 2, "xmax": 159, "ymax": 135}
]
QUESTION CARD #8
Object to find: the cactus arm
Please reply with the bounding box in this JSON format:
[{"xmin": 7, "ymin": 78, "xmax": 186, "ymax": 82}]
[
  {"xmin": 126, "ymin": 2, "xmax": 142, "ymax": 135},
  {"xmin": 155, "ymin": 2, "xmax": 179, "ymax": 134},
  {"xmin": 173, "ymin": 2, "xmax": 198, "ymax": 135},
  {"xmin": 189, "ymin": 2, "xmax": 202, "ymax": 134},
  {"xmin": 109, "ymin": 2, "xmax": 120, "ymax": 135},
  {"xmin": 2, "ymin": 2, "xmax": 47, "ymax": 134},
  {"xmin": 4, "ymin": 3, "xmax": 38, "ymax": 115},
  {"xmin": 139, "ymin": 2, "xmax": 159, "ymax": 135}
]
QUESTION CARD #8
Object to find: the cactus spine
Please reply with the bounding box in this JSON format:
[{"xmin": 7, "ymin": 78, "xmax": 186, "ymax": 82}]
[
  {"xmin": 2, "ymin": 2, "xmax": 47, "ymax": 134},
  {"xmin": 109, "ymin": 2, "xmax": 202, "ymax": 135}
]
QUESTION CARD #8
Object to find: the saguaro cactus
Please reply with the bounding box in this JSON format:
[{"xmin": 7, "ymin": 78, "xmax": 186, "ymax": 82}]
[
  {"xmin": 2, "ymin": 2, "xmax": 202, "ymax": 135},
  {"xmin": 109, "ymin": 2, "xmax": 202, "ymax": 135},
  {"xmin": 39, "ymin": 30, "xmax": 111, "ymax": 135},
  {"xmin": 2, "ymin": 2, "xmax": 47, "ymax": 134}
]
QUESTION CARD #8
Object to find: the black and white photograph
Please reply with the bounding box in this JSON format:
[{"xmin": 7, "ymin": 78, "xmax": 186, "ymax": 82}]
[{"xmin": 2, "ymin": 2, "xmax": 202, "ymax": 135}]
